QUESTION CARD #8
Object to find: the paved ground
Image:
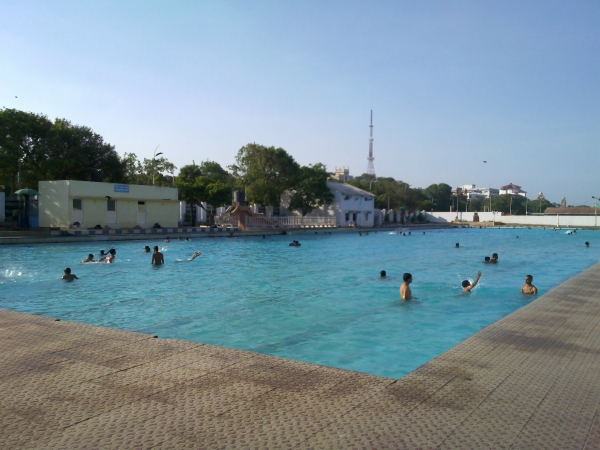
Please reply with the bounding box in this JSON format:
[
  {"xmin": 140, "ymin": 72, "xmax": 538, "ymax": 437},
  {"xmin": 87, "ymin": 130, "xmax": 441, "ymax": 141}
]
[{"xmin": 2, "ymin": 262, "xmax": 600, "ymax": 449}]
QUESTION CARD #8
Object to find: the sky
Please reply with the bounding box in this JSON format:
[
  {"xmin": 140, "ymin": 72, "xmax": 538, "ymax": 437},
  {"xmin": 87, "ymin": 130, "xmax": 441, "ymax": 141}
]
[{"xmin": 1, "ymin": 0, "xmax": 598, "ymax": 205}]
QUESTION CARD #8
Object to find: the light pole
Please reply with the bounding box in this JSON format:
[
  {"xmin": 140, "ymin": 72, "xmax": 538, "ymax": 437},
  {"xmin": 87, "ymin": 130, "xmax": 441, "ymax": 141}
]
[
  {"xmin": 525, "ymin": 196, "xmax": 528, "ymax": 215},
  {"xmin": 510, "ymin": 196, "xmax": 513, "ymax": 215},
  {"xmin": 593, "ymin": 196, "xmax": 598, "ymax": 227},
  {"xmin": 151, "ymin": 145, "xmax": 163, "ymax": 185}
]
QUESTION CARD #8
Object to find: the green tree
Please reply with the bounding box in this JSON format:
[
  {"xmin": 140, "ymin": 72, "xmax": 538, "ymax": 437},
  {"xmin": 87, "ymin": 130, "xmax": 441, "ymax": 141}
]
[
  {"xmin": 422, "ymin": 183, "xmax": 453, "ymax": 211},
  {"xmin": 176, "ymin": 161, "xmax": 232, "ymax": 225},
  {"xmin": 0, "ymin": 109, "xmax": 127, "ymax": 192},
  {"xmin": 288, "ymin": 163, "xmax": 334, "ymax": 216},
  {"xmin": 230, "ymin": 143, "xmax": 299, "ymax": 206}
]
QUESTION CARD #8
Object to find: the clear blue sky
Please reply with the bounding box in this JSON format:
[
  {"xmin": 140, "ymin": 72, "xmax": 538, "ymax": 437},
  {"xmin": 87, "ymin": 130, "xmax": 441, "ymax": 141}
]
[{"xmin": 1, "ymin": 1, "xmax": 598, "ymax": 205}]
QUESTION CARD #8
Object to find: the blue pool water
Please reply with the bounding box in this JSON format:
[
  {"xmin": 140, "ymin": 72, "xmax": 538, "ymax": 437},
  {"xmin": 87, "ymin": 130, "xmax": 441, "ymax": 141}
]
[{"xmin": 1, "ymin": 228, "xmax": 598, "ymax": 378}]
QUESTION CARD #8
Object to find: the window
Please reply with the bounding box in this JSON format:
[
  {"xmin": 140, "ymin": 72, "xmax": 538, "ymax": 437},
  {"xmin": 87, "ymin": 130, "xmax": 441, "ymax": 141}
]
[
  {"xmin": 107, "ymin": 200, "xmax": 116, "ymax": 211},
  {"xmin": 73, "ymin": 199, "xmax": 82, "ymax": 210}
]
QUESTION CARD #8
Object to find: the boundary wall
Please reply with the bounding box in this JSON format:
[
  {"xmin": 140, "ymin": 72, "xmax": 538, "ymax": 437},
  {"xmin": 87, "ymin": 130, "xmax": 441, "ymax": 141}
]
[{"xmin": 425, "ymin": 211, "xmax": 599, "ymax": 227}]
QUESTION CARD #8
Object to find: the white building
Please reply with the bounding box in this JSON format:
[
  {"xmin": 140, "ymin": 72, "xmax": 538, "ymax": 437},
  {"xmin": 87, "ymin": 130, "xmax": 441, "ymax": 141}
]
[
  {"xmin": 281, "ymin": 182, "xmax": 375, "ymax": 227},
  {"xmin": 455, "ymin": 184, "xmax": 499, "ymax": 200},
  {"xmin": 500, "ymin": 183, "xmax": 527, "ymax": 197}
]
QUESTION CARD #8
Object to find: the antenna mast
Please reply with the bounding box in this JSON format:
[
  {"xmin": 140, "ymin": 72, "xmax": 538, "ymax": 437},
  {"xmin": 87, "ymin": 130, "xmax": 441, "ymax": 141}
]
[{"xmin": 366, "ymin": 110, "xmax": 375, "ymax": 176}]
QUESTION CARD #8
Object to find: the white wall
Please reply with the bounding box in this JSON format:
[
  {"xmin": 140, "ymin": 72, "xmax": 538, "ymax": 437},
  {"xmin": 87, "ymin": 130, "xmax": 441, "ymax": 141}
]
[
  {"xmin": 426, "ymin": 212, "xmax": 497, "ymax": 222},
  {"xmin": 425, "ymin": 211, "xmax": 600, "ymax": 227}
]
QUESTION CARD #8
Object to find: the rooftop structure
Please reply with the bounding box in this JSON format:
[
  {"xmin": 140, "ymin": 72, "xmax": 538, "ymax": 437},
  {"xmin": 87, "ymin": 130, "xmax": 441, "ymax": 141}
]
[
  {"xmin": 331, "ymin": 167, "xmax": 354, "ymax": 182},
  {"xmin": 500, "ymin": 183, "xmax": 527, "ymax": 197}
]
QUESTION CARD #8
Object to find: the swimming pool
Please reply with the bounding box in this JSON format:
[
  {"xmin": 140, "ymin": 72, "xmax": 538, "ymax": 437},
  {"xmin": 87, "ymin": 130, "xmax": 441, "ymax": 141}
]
[{"xmin": 1, "ymin": 228, "xmax": 598, "ymax": 378}]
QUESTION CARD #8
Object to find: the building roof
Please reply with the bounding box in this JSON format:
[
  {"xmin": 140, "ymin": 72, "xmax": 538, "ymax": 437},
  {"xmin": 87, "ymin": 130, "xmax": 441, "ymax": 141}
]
[
  {"xmin": 500, "ymin": 183, "xmax": 522, "ymax": 190},
  {"xmin": 326, "ymin": 182, "xmax": 375, "ymax": 197}
]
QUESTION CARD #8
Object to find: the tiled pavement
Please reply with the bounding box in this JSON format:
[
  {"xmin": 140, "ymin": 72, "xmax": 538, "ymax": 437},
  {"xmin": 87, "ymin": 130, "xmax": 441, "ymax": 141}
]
[{"xmin": 2, "ymin": 262, "xmax": 600, "ymax": 449}]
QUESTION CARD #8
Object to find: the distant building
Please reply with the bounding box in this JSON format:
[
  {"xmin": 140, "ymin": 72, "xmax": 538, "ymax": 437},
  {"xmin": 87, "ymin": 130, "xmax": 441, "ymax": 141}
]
[
  {"xmin": 560, "ymin": 197, "xmax": 567, "ymax": 208},
  {"xmin": 499, "ymin": 183, "xmax": 527, "ymax": 197},
  {"xmin": 455, "ymin": 184, "xmax": 499, "ymax": 199},
  {"xmin": 331, "ymin": 167, "xmax": 354, "ymax": 182},
  {"xmin": 281, "ymin": 182, "xmax": 374, "ymax": 227},
  {"xmin": 39, "ymin": 180, "xmax": 179, "ymax": 229}
]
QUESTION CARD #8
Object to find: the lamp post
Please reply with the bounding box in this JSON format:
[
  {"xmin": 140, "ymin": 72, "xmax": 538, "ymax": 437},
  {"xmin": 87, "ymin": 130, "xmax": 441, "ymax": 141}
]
[
  {"xmin": 593, "ymin": 196, "xmax": 598, "ymax": 227},
  {"xmin": 151, "ymin": 145, "xmax": 163, "ymax": 185},
  {"xmin": 525, "ymin": 196, "xmax": 528, "ymax": 215}
]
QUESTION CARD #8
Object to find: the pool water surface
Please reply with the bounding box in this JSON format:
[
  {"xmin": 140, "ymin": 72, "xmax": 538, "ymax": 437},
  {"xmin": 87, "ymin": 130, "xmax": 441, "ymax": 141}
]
[{"xmin": 1, "ymin": 228, "xmax": 598, "ymax": 378}]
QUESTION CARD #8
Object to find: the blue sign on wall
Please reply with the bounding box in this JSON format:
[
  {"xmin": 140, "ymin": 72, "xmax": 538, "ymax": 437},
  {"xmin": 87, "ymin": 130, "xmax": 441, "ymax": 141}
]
[{"xmin": 114, "ymin": 184, "xmax": 130, "ymax": 193}]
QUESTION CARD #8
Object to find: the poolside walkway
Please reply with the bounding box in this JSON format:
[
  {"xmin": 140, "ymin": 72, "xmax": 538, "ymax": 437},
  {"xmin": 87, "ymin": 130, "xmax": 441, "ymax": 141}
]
[{"xmin": 2, "ymin": 262, "xmax": 600, "ymax": 449}]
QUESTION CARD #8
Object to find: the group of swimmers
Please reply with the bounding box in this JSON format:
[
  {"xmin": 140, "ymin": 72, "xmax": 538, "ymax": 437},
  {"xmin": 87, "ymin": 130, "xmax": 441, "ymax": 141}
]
[
  {"xmin": 384, "ymin": 242, "xmax": 543, "ymax": 301},
  {"xmin": 63, "ymin": 241, "xmax": 203, "ymax": 280},
  {"xmin": 289, "ymin": 240, "xmax": 301, "ymax": 247}
]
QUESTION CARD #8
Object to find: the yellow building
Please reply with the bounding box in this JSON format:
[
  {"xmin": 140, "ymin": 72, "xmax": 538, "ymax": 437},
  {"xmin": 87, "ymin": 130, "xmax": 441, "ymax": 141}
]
[{"xmin": 39, "ymin": 180, "xmax": 179, "ymax": 229}]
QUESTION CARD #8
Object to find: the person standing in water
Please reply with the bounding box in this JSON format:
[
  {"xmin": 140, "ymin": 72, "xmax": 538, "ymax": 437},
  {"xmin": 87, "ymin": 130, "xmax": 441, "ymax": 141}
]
[
  {"xmin": 62, "ymin": 268, "xmax": 78, "ymax": 281},
  {"xmin": 152, "ymin": 246, "xmax": 164, "ymax": 265},
  {"xmin": 462, "ymin": 271, "xmax": 482, "ymax": 293},
  {"xmin": 400, "ymin": 273, "xmax": 412, "ymax": 300},
  {"xmin": 521, "ymin": 275, "xmax": 538, "ymax": 295}
]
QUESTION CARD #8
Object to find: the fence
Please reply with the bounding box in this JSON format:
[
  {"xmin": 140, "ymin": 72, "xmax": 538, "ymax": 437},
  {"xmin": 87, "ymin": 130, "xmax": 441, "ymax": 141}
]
[
  {"xmin": 245, "ymin": 215, "xmax": 336, "ymax": 229},
  {"xmin": 213, "ymin": 214, "xmax": 240, "ymax": 228}
]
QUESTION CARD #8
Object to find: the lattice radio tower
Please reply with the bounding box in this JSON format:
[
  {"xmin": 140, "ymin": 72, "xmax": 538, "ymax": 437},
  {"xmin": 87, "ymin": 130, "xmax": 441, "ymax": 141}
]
[{"xmin": 366, "ymin": 110, "xmax": 375, "ymax": 176}]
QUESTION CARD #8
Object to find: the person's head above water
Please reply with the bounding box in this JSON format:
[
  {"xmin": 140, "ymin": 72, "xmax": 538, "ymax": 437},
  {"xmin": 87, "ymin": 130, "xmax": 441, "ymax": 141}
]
[
  {"xmin": 64, "ymin": 267, "xmax": 72, "ymax": 274},
  {"xmin": 585, "ymin": 242, "xmax": 590, "ymax": 247},
  {"xmin": 492, "ymin": 253, "xmax": 498, "ymax": 259},
  {"xmin": 403, "ymin": 273, "xmax": 412, "ymax": 283},
  {"xmin": 153, "ymin": 246, "xmax": 159, "ymax": 252},
  {"xmin": 100, "ymin": 250, "xmax": 105, "ymax": 255},
  {"xmin": 109, "ymin": 249, "xmax": 116, "ymax": 255},
  {"xmin": 525, "ymin": 274, "xmax": 533, "ymax": 284},
  {"xmin": 462, "ymin": 280, "xmax": 471, "ymax": 288},
  {"xmin": 455, "ymin": 243, "xmax": 459, "ymax": 248},
  {"xmin": 380, "ymin": 270, "xmax": 386, "ymax": 278},
  {"xmin": 484, "ymin": 256, "xmax": 491, "ymax": 262}
]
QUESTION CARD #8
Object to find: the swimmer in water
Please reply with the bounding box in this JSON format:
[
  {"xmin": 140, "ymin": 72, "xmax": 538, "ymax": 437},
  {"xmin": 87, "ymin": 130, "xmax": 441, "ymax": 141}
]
[
  {"xmin": 164, "ymin": 236, "xmax": 170, "ymax": 243},
  {"xmin": 521, "ymin": 275, "xmax": 538, "ymax": 295},
  {"xmin": 81, "ymin": 254, "xmax": 94, "ymax": 263},
  {"xmin": 143, "ymin": 246, "xmax": 151, "ymax": 253},
  {"xmin": 455, "ymin": 243, "xmax": 459, "ymax": 248},
  {"xmin": 490, "ymin": 253, "xmax": 498, "ymax": 264},
  {"xmin": 152, "ymin": 246, "xmax": 164, "ymax": 265},
  {"xmin": 380, "ymin": 270, "xmax": 387, "ymax": 278},
  {"xmin": 585, "ymin": 241, "xmax": 590, "ymax": 247},
  {"xmin": 400, "ymin": 273, "xmax": 412, "ymax": 301},
  {"xmin": 484, "ymin": 256, "xmax": 491, "ymax": 263},
  {"xmin": 104, "ymin": 248, "xmax": 116, "ymax": 263},
  {"xmin": 62, "ymin": 267, "xmax": 78, "ymax": 281},
  {"xmin": 462, "ymin": 271, "xmax": 481, "ymax": 293},
  {"xmin": 189, "ymin": 251, "xmax": 202, "ymax": 260}
]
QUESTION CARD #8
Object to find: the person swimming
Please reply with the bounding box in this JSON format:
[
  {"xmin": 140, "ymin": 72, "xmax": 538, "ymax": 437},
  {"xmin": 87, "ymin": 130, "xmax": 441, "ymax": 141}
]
[
  {"xmin": 81, "ymin": 254, "xmax": 94, "ymax": 263},
  {"xmin": 164, "ymin": 236, "xmax": 170, "ymax": 243},
  {"xmin": 462, "ymin": 271, "xmax": 482, "ymax": 293},
  {"xmin": 289, "ymin": 240, "xmax": 301, "ymax": 247},
  {"xmin": 380, "ymin": 270, "xmax": 387, "ymax": 278},
  {"xmin": 189, "ymin": 251, "xmax": 202, "ymax": 260},
  {"xmin": 585, "ymin": 241, "xmax": 590, "ymax": 247},
  {"xmin": 62, "ymin": 267, "xmax": 78, "ymax": 281},
  {"xmin": 484, "ymin": 256, "xmax": 491, "ymax": 263},
  {"xmin": 104, "ymin": 248, "xmax": 116, "ymax": 263},
  {"xmin": 455, "ymin": 243, "xmax": 460, "ymax": 248},
  {"xmin": 143, "ymin": 246, "xmax": 151, "ymax": 253},
  {"xmin": 490, "ymin": 253, "xmax": 498, "ymax": 263}
]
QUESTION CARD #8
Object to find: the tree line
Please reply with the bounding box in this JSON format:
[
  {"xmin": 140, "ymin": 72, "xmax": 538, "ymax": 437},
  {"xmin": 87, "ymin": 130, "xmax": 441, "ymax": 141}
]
[{"xmin": 1, "ymin": 109, "xmax": 556, "ymax": 218}]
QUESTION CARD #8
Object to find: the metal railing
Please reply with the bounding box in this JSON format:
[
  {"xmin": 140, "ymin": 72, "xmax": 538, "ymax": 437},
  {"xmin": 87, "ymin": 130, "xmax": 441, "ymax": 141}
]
[
  {"xmin": 213, "ymin": 214, "xmax": 240, "ymax": 228},
  {"xmin": 245, "ymin": 215, "xmax": 336, "ymax": 229}
]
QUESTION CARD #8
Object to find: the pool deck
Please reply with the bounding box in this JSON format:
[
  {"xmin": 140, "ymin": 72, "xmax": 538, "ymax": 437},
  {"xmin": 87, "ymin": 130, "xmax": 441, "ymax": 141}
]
[{"xmin": 2, "ymin": 262, "xmax": 600, "ymax": 449}]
